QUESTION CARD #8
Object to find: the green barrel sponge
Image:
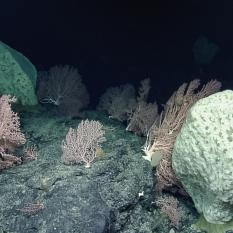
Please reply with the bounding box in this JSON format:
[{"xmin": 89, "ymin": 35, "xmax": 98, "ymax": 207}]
[
  {"xmin": 0, "ymin": 41, "xmax": 37, "ymax": 105},
  {"xmin": 172, "ymin": 90, "xmax": 233, "ymax": 232}
]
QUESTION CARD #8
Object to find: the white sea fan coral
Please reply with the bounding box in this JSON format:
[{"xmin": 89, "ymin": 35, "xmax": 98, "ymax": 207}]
[{"xmin": 61, "ymin": 119, "xmax": 106, "ymax": 168}]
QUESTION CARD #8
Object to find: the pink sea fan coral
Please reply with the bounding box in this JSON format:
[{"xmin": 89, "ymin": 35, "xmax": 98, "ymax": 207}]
[
  {"xmin": 0, "ymin": 95, "xmax": 26, "ymax": 149},
  {"xmin": 61, "ymin": 119, "xmax": 106, "ymax": 168}
]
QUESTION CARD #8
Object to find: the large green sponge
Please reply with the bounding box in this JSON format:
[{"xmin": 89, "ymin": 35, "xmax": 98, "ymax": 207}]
[
  {"xmin": 172, "ymin": 90, "xmax": 233, "ymax": 232},
  {"xmin": 0, "ymin": 41, "xmax": 38, "ymax": 105}
]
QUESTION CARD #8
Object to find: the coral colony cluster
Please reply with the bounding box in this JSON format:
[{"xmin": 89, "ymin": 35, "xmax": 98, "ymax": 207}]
[{"xmin": 1, "ymin": 39, "xmax": 233, "ymax": 233}]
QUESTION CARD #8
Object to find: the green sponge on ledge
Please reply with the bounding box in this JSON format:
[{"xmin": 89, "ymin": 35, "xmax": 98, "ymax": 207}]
[{"xmin": 0, "ymin": 41, "xmax": 38, "ymax": 106}]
